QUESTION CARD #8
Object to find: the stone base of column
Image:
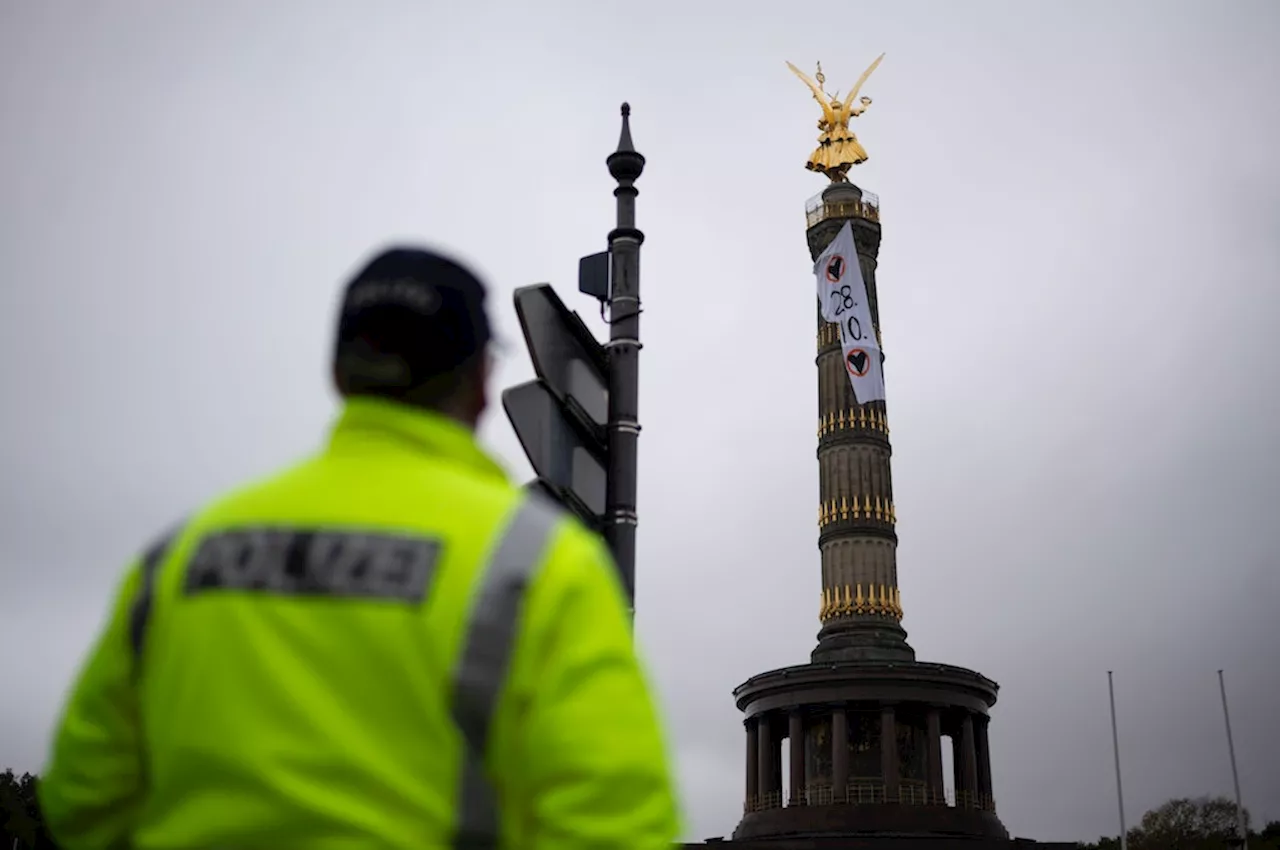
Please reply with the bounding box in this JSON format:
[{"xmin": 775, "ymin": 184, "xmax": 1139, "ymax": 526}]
[
  {"xmin": 733, "ymin": 800, "xmax": 1009, "ymax": 843},
  {"xmin": 811, "ymin": 616, "xmax": 916, "ymax": 663},
  {"xmin": 692, "ymin": 836, "xmax": 1077, "ymax": 850}
]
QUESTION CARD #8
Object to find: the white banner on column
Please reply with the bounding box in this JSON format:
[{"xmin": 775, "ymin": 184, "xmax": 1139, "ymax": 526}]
[{"xmin": 814, "ymin": 221, "xmax": 886, "ymax": 404}]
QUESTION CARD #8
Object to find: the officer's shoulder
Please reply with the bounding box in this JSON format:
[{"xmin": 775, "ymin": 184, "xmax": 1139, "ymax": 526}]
[
  {"xmin": 519, "ymin": 494, "xmax": 611, "ymax": 573},
  {"xmin": 185, "ymin": 462, "xmax": 302, "ymax": 520},
  {"xmin": 447, "ymin": 470, "xmax": 584, "ymax": 536},
  {"xmin": 430, "ymin": 463, "xmax": 528, "ymax": 521},
  {"xmin": 161, "ymin": 457, "xmax": 321, "ymax": 543},
  {"xmin": 133, "ymin": 519, "xmax": 188, "ymax": 575},
  {"xmin": 133, "ymin": 471, "xmax": 284, "ymax": 566}
]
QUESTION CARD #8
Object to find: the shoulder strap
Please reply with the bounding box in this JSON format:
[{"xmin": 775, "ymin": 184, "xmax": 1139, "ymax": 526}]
[
  {"xmin": 128, "ymin": 522, "xmax": 185, "ymax": 663},
  {"xmin": 450, "ymin": 494, "xmax": 563, "ymax": 849}
]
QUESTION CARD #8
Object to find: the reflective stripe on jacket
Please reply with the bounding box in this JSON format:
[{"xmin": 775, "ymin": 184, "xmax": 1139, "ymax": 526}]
[{"xmin": 38, "ymin": 397, "xmax": 681, "ymax": 850}]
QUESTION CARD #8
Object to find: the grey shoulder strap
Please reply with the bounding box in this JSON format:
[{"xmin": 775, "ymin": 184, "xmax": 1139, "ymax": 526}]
[
  {"xmin": 450, "ymin": 494, "xmax": 564, "ymax": 849},
  {"xmin": 128, "ymin": 523, "xmax": 185, "ymax": 662}
]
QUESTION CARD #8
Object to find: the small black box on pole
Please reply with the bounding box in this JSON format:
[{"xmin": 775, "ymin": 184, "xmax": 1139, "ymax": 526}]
[{"xmin": 578, "ymin": 251, "xmax": 610, "ymax": 302}]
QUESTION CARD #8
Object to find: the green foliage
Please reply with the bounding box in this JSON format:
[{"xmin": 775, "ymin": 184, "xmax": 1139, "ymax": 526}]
[
  {"xmin": 1, "ymin": 768, "xmax": 45, "ymax": 849},
  {"xmin": 1078, "ymin": 796, "xmax": 1280, "ymax": 850}
]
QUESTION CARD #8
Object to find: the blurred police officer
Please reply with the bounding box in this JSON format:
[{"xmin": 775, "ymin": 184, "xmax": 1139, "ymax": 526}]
[{"xmin": 39, "ymin": 247, "xmax": 681, "ymax": 850}]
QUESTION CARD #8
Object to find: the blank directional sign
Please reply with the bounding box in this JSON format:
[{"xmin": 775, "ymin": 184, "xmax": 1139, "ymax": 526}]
[
  {"xmin": 513, "ymin": 284, "xmax": 608, "ymax": 430},
  {"xmin": 503, "ymin": 379, "xmax": 607, "ymax": 520}
]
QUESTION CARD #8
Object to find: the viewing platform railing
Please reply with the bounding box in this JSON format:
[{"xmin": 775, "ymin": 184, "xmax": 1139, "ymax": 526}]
[{"xmin": 805, "ymin": 189, "xmax": 881, "ymax": 228}]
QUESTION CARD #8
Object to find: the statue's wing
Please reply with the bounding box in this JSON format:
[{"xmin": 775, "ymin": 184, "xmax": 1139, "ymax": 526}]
[
  {"xmin": 842, "ymin": 53, "xmax": 885, "ymax": 110},
  {"xmin": 786, "ymin": 61, "xmax": 835, "ymax": 122}
]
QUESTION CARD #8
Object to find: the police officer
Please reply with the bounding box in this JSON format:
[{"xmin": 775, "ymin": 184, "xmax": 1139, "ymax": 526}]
[{"xmin": 39, "ymin": 247, "xmax": 682, "ymax": 850}]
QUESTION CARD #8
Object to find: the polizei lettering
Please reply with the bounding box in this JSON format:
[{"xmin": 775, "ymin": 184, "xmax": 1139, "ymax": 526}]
[{"xmin": 184, "ymin": 527, "xmax": 441, "ymax": 602}]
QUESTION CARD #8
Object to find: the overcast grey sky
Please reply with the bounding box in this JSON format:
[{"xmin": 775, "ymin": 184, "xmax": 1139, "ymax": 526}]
[{"xmin": 3, "ymin": 0, "xmax": 1279, "ymax": 844}]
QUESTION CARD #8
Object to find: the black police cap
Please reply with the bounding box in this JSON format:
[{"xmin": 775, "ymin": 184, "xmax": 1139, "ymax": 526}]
[{"xmin": 334, "ymin": 246, "xmax": 492, "ymax": 393}]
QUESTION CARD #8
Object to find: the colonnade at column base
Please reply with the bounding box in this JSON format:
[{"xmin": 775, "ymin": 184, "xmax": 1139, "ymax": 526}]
[{"xmin": 732, "ymin": 659, "xmax": 1008, "ymax": 844}]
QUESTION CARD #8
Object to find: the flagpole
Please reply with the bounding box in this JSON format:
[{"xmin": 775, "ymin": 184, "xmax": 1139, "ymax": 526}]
[
  {"xmin": 1218, "ymin": 669, "xmax": 1248, "ymax": 849},
  {"xmin": 1108, "ymin": 671, "xmax": 1128, "ymax": 850}
]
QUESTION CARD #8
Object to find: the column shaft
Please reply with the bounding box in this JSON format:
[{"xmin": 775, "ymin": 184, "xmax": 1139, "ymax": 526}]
[
  {"xmin": 746, "ymin": 717, "xmax": 759, "ymax": 806},
  {"xmin": 832, "ymin": 707, "xmax": 849, "ymax": 802},
  {"xmin": 789, "ymin": 711, "xmax": 806, "ymax": 805},
  {"xmin": 808, "ymin": 200, "xmax": 906, "ymax": 647},
  {"xmin": 757, "ymin": 713, "xmax": 775, "ymax": 804},
  {"xmin": 975, "ymin": 715, "xmax": 993, "ymax": 810},
  {"xmin": 960, "ymin": 713, "xmax": 979, "ymax": 809},
  {"xmin": 880, "ymin": 705, "xmax": 899, "ymax": 802},
  {"xmin": 926, "ymin": 709, "xmax": 944, "ymax": 805},
  {"xmin": 951, "ymin": 734, "xmax": 963, "ymax": 805}
]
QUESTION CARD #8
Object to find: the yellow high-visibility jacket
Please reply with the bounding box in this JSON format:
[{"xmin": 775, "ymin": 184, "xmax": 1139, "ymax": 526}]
[{"xmin": 39, "ymin": 397, "xmax": 681, "ymax": 850}]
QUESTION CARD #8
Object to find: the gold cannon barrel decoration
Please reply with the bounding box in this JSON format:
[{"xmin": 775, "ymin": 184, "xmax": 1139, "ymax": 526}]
[
  {"xmin": 819, "ymin": 584, "xmax": 903, "ymax": 621},
  {"xmin": 819, "ymin": 499, "xmax": 901, "ymax": 524},
  {"xmin": 818, "ymin": 496, "xmax": 897, "ymax": 527},
  {"xmin": 819, "ymin": 320, "xmax": 882, "ymax": 350},
  {"xmin": 817, "ymin": 406, "xmax": 889, "ymax": 438}
]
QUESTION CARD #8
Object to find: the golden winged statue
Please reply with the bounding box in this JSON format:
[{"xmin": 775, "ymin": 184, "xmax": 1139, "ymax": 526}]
[{"xmin": 785, "ymin": 54, "xmax": 884, "ymax": 182}]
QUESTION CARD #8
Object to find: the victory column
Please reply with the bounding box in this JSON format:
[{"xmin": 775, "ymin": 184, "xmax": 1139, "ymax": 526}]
[{"xmin": 681, "ymin": 57, "xmax": 1074, "ymax": 850}]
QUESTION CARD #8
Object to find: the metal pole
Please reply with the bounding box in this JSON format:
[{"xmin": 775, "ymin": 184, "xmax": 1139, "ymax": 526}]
[
  {"xmin": 1108, "ymin": 671, "xmax": 1129, "ymax": 850},
  {"xmin": 1218, "ymin": 669, "xmax": 1248, "ymax": 849},
  {"xmin": 604, "ymin": 103, "xmax": 645, "ymax": 620}
]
